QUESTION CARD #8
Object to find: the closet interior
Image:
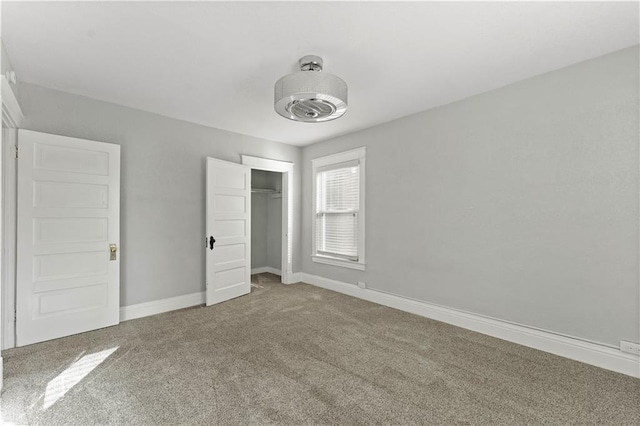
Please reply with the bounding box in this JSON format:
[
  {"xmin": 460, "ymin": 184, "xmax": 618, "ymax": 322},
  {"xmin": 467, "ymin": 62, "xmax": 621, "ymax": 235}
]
[{"xmin": 251, "ymin": 169, "xmax": 283, "ymax": 282}]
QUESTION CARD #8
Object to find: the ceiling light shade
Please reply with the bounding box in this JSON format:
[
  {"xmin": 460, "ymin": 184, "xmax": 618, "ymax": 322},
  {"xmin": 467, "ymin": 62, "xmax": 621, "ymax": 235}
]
[{"xmin": 274, "ymin": 55, "xmax": 347, "ymax": 122}]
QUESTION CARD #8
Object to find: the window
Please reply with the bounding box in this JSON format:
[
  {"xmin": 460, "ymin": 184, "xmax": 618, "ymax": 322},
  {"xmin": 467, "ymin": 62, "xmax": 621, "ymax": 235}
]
[{"xmin": 312, "ymin": 147, "xmax": 365, "ymax": 270}]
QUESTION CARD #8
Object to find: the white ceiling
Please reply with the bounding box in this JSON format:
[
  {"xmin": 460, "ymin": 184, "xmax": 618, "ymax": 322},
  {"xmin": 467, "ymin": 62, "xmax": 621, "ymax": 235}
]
[{"xmin": 2, "ymin": 1, "xmax": 638, "ymax": 146}]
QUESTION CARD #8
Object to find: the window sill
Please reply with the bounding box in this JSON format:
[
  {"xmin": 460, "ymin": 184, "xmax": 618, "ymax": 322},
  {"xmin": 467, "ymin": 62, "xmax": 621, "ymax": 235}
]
[{"xmin": 312, "ymin": 255, "xmax": 366, "ymax": 271}]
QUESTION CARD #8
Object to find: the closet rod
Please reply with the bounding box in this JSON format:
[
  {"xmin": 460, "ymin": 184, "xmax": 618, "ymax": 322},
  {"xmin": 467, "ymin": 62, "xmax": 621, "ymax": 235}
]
[{"xmin": 251, "ymin": 188, "xmax": 281, "ymax": 194}]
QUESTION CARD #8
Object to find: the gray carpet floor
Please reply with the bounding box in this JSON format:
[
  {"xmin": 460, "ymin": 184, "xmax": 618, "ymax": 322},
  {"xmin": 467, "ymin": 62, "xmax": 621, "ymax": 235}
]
[{"xmin": 1, "ymin": 273, "xmax": 639, "ymax": 425}]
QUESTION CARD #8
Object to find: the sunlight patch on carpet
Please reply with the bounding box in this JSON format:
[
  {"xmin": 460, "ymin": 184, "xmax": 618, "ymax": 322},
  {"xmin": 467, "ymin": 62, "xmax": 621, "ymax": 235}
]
[{"xmin": 43, "ymin": 347, "xmax": 118, "ymax": 410}]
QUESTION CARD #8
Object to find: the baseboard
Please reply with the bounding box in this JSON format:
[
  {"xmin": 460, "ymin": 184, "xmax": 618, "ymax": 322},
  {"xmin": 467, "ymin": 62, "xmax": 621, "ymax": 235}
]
[
  {"xmin": 298, "ymin": 273, "xmax": 640, "ymax": 378},
  {"xmin": 286, "ymin": 272, "xmax": 304, "ymax": 284},
  {"xmin": 251, "ymin": 267, "xmax": 281, "ymax": 276},
  {"xmin": 120, "ymin": 292, "xmax": 205, "ymax": 322}
]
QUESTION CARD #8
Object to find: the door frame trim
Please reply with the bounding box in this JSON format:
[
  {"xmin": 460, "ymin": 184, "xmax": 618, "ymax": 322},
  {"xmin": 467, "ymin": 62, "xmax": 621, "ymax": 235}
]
[
  {"xmin": 1, "ymin": 76, "xmax": 24, "ymax": 129},
  {"xmin": 1, "ymin": 75, "xmax": 22, "ymax": 351},
  {"xmin": 241, "ymin": 155, "xmax": 294, "ymax": 284},
  {"xmin": 1, "ymin": 129, "xmax": 17, "ymax": 350}
]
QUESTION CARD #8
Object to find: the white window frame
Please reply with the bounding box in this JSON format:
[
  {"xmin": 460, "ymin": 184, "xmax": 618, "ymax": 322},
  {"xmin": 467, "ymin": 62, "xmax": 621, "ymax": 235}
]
[{"xmin": 311, "ymin": 147, "xmax": 366, "ymax": 271}]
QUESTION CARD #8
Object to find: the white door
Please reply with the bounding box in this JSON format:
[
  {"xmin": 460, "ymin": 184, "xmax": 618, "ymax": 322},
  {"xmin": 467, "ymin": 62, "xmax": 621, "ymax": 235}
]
[
  {"xmin": 206, "ymin": 157, "xmax": 251, "ymax": 306},
  {"xmin": 16, "ymin": 130, "xmax": 120, "ymax": 346}
]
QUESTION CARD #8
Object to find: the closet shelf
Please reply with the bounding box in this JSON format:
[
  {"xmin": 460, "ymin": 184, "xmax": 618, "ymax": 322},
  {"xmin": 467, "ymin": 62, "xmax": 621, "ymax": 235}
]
[{"xmin": 251, "ymin": 188, "xmax": 281, "ymax": 194}]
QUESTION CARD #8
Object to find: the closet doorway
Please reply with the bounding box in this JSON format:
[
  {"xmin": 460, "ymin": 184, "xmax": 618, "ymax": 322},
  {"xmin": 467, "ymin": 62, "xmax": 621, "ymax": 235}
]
[
  {"xmin": 241, "ymin": 156, "xmax": 294, "ymax": 284},
  {"xmin": 251, "ymin": 169, "xmax": 282, "ymax": 281}
]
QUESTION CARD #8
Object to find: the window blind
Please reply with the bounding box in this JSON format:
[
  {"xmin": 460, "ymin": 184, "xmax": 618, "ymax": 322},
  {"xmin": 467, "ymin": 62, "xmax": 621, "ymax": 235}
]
[{"xmin": 315, "ymin": 163, "xmax": 360, "ymax": 261}]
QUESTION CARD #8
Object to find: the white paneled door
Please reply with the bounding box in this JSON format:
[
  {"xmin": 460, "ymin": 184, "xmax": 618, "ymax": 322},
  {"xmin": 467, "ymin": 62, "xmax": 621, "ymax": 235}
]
[
  {"xmin": 16, "ymin": 130, "xmax": 120, "ymax": 346},
  {"xmin": 206, "ymin": 158, "xmax": 251, "ymax": 306}
]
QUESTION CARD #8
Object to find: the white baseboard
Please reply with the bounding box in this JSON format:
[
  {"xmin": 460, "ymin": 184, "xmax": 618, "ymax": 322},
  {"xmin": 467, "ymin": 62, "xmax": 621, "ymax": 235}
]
[
  {"xmin": 298, "ymin": 273, "xmax": 640, "ymax": 379},
  {"xmin": 120, "ymin": 292, "xmax": 205, "ymax": 322},
  {"xmin": 286, "ymin": 272, "xmax": 304, "ymax": 284},
  {"xmin": 251, "ymin": 267, "xmax": 281, "ymax": 276}
]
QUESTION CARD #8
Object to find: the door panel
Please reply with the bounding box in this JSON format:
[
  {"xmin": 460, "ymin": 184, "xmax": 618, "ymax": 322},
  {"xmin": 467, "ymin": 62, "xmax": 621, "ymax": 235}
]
[
  {"xmin": 33, "ymin": 142, "xmax": 110, "ymax": 175},
  {"xmin": 35, "ymin": 284, "xmax": 108, "ymax": 317},
  {"xmin": 215, "ymin": 244, "xmax": 246, "ymax": 266},
  {"xmin": 34, "ymin": 217, "xmax": 108, "ymax": 243},
  {"xmin": 16, "ymin": 130, "xmax": 120, "ymax": 346},
  {"xmin": 34, "ymin": 250, "xmax": 107, "ymax": 281},
  {"xmin": 34, "ymin": 181, "xmax": 109, "ymax": 208},
  {"xmin": 215, "ymin": 220, "xmax": 245, "ymax": 240},
  {"xmin": 206, "ymin": 158, "xmax": 251, "ymax": 306},
  {"xmin": 214, "ymin": 194, "xmax": 245, "ymax": 212}
]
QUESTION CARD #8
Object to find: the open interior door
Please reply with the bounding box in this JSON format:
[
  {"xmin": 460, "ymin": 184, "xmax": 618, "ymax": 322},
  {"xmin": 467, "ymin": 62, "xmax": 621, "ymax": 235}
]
[
  {"xmin": 206, "ymin": 157, "xmax": 251, "ymax": 306},
  {"xmin": 16, "ymin": 130, "xmax": 120, "ymax": 346}
]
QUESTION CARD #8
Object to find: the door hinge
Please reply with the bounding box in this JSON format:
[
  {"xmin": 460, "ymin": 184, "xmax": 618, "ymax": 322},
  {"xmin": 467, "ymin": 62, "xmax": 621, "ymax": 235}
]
[
  {"xmin": 15, "ymin": 145, "xmax": 18, "ymax": 159},
  {"xmin": 14, "ymin": 310, "xmax": 17, "ymax": 322}
]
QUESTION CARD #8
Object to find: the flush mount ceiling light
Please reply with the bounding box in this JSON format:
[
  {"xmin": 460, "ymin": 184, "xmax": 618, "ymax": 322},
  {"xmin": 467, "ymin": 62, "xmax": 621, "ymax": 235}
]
[{"xmin": 274, "ymin": 55, "xmax": 347, "ymax": 122}]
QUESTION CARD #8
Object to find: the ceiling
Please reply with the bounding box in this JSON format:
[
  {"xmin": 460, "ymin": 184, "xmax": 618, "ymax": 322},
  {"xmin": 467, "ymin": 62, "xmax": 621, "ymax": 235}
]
[{"xmin": 2, "ymin": 1, "xmax": 638, "ymax": 146}]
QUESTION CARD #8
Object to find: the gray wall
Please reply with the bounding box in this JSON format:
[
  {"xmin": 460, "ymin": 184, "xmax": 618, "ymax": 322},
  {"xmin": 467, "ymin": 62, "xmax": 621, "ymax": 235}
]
[
  {"xmin": 17, "ymin": 83, "xmax": 302, "ymax": 306},
  {"xmin": 301, "ymin": 46, "xmax": 640, "ymax": 347},
  {"xmin": 11, "ymin": 46, "xmax": 639, "ymax": 348}
]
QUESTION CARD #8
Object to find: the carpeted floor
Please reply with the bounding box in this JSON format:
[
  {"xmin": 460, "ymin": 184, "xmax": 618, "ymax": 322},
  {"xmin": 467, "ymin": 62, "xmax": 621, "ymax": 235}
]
[{"xmin": 1, "ymin": 273, "xmax": 639, "ymax": 425}]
